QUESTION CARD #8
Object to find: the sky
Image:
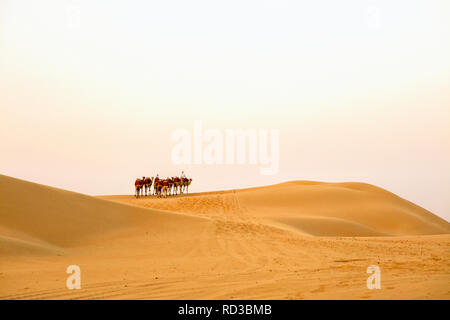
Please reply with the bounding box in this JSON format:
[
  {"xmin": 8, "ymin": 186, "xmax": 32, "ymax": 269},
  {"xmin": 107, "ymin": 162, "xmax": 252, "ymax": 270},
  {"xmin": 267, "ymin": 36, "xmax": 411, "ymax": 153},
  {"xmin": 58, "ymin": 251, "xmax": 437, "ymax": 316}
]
[{"xmin": 1, "ymin": 0, "xmax": 449, "ymax": 221}]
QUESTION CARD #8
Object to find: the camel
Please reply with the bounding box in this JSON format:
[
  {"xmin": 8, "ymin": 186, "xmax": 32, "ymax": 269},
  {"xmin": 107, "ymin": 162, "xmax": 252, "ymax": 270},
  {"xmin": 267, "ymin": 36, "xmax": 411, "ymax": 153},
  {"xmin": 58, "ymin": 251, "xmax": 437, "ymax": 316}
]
[
  {"xmin": 180, "ymin": 177, "xmax": 192, "ymax": 194},
  {"xmin": 153, "ymin": 177, "xmax": 160, "ymax": 196},
  {"xmin": 144, "ymin": 177, "xmax": 153, "ymax": 196},
  {"xmin": 185, "ymin": 178, "xmax": 192, "ymax": 193},
  {"xmin": 167, "ymin": 177, "xmax": 174, "ymax": 196},
  {"xmin": 154, "ymin": 179, "xmax": 162, "ymax": 197},
  {"xmin": 172, "ymin": 177, "xmax": 181, "ymax": 195},
  {"xmin": 134, "ymin": 178, "xmax": 143, "ymax": 198},
  {"xmin": 180, "ymin": 177, "xmax": 185, "ymax": 194},
  {"xmin": 140, "ymin": 179, "xmax": 145, "ymax": 197},
  {"xmin": 161, "ymin": 179, "xmax": 169, "ymax": 198},
  {"xmin": 134, "ymin": 174, "xmax": 191, "ymax": 198}
]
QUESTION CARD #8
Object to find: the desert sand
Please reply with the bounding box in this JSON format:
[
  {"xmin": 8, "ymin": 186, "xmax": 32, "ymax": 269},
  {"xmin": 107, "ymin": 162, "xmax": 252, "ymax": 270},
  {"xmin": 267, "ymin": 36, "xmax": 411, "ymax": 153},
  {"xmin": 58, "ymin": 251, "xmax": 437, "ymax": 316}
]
[{"xmin": 1, "ymin": 174, "xmax": 449, "ymax": 299}]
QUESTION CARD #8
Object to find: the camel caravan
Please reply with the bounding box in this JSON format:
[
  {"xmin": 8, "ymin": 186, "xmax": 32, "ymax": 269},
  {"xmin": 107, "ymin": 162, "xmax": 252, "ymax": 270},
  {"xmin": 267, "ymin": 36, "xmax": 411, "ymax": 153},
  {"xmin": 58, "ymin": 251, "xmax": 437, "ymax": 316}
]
[{"xmin": 134, "ymin": 171, "xmax": 192, "ymax": 198}]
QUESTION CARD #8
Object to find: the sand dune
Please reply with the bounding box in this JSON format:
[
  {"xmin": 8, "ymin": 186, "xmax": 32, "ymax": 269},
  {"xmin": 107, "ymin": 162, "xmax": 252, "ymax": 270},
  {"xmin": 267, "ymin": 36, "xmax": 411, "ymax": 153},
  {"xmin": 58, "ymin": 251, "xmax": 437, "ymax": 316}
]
[
  {"xmin": 238, "ymin": 181, "xmax": 450, "ymax": 236},
  {"xmin": 1, "ymin": 175, "xmax": 449, "ymax": 299},
  {"xmin": 103, "ymin": 181, "xmax": 450, "ymax": 237},
  {"xmin": 0, "ymin": 174, "xmax": 208, "ymax": 250}
]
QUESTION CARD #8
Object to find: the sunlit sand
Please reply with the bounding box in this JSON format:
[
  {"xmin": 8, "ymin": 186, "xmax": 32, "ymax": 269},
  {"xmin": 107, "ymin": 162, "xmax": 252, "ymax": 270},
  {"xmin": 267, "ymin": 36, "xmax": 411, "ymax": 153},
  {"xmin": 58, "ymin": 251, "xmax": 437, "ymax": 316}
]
[{"xmin": 1, "ymin": 174, "xmax": 449, "ymax": 299}]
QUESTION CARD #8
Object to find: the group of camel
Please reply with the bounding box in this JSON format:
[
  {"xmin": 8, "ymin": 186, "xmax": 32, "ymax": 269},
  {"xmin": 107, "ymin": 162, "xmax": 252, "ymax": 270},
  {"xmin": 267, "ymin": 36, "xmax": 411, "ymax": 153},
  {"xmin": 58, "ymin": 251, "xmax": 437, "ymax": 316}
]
[{"xmin": 134, "ymin": 176, "xmax": 192, "ymax": 198}]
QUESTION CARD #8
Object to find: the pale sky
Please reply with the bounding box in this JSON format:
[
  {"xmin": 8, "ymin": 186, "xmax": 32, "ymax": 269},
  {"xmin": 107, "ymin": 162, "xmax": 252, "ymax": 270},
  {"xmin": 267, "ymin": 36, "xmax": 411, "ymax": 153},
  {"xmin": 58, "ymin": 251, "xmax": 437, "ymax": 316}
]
[{"xmin": 1, "ymin": 0, "xmax": 449, "ymax": 221}]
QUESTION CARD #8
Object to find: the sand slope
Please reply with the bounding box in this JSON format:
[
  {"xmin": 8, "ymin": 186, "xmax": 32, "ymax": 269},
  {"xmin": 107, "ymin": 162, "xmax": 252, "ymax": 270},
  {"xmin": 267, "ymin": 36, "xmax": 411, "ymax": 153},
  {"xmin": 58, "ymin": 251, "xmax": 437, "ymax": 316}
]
[
  {"xmin": 238, "ymin": 181, "xmax": 450, "ymax": 236},
  {"xmin": 0, "ymin": 174, "xmax": 208, "ymax": 251},
  {"xmin": 104, "ymin": 181, "xmax": 450, "ymax": 237},
  {"xmin": 1, "ymin": 175, "xmax": 449, "ymax": 299}
]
